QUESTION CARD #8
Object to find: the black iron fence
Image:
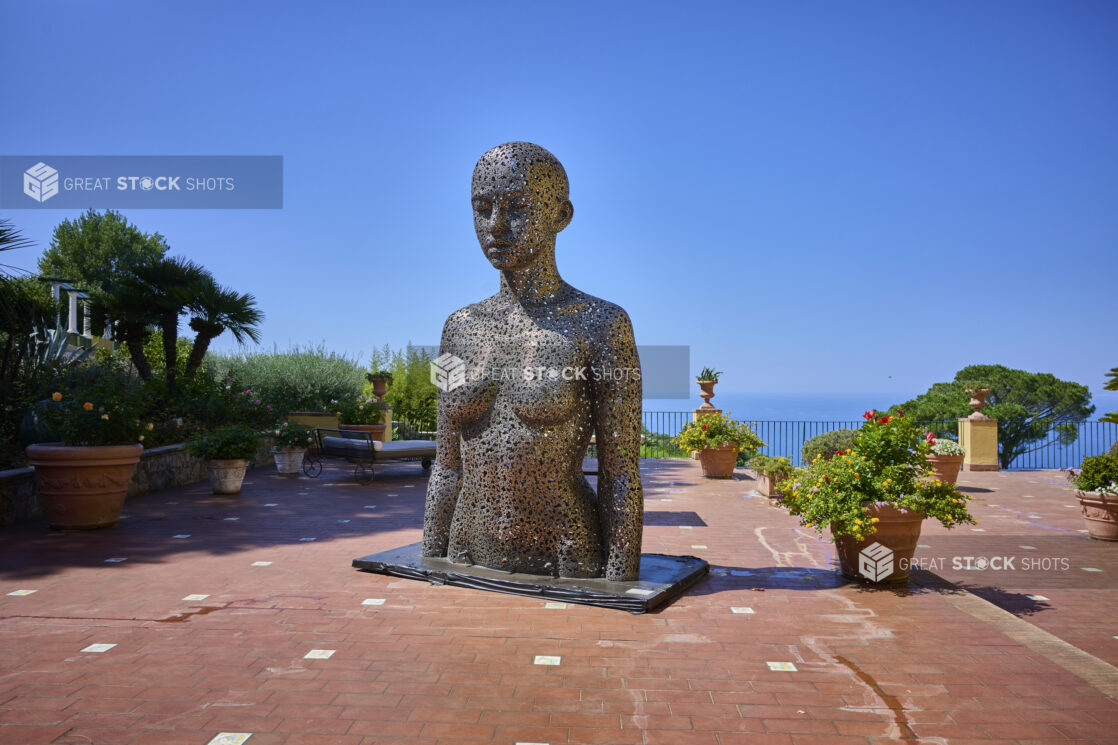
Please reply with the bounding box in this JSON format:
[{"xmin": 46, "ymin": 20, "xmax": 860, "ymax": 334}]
[{"xmin": 392, "ymin": 407, "xmax": 1117, "ymax": 471}]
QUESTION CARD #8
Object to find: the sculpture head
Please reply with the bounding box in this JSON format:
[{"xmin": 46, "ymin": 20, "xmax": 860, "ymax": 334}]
[{"xmin": 471, "ymin": 142, "xmax": 573, "ymax": 271}]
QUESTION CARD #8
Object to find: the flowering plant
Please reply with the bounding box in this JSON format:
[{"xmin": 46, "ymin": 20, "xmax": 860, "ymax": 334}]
[
  {"xmin": 673, "ymin": 411, "xmax": 766, "ymax": 455},
  {"xmin": 748, "ymin": 454, "xmax": 795, "ymax": 480},
  {"xmin": 185, "ymin": 424, "xmax": 258, "ymax": 461},
  {"xmin": 1063, "ymin": 454, "xmax": 1118, "ymax": 494},
  {"xmin": 334, "ymin": 395, "xmax": 386, "ymax": 425},
  {"xmin": 775, "ymin": 410, "xmax": 975, "ymax": 540},
  {"xmin": 271, "ymin": 421, "xmax": 314, "ymax": 449},
  {"xmin": 35, "ymin": 370, "xmax": 149, "ymax": 447},
  {"xmin": 927, "ymin": 434, "xmax": 966, "ymax": 456}
]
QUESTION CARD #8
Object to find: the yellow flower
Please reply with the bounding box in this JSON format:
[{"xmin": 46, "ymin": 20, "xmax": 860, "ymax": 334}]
[
  {"xmin": 51, "ymin": 392, "xmax": 62, "ymax": 402},
  {"xmin": 139, "ymin": 435, "xmax": 145, "ymax": 442},
  {"xmin": 854, "ymin": 520, "xmax": 861, "ymax": 526},
  {"xmin": 83, "ymin": 402, "xmax": 93, "ymax": 411},
  {"xmin": 146, "ymin": 423, "xmax": 154, "ymax": 431},
  {"xmin": 871, "ymin": 517, "xmax": 880, "ymax": 523},
  {"xmin": 101, "ymin": 414, "xmax": 109, "ymax": 420}
]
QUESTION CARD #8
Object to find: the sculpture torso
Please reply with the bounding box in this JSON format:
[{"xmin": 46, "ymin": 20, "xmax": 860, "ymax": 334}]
[{"xmin": 439, "ymin": 287, "xmax": 622, "ymax": 577}]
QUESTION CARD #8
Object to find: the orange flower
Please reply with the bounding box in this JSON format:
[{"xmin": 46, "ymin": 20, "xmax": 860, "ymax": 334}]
[
  {"xmin": 83, "ymin": 402, "xmax": 94, "ymax": 411},
  {"xmin": 51, "ymin": 392, "xmax": 62, "ymax": 402}
]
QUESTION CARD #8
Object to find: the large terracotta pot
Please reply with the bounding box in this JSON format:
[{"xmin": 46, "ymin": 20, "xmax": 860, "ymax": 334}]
[
  {"xmin": 26, "ymin": 443, "xmax": 143, "ymax": 529},
  {"xmin": 1077, "ymin": 491, "xmax": 1118, "ymax": 541},
  {"xmin": 339, "ymin": 423, "xmax": 386, "ymax": 441},
  {"xmin": 833, "ymin": 504, "xmax": 925, "ymax": 583},
  {"xmin": 699, "ymin": 443, "xmax": 739, "ymax": 479},
  {"xmin": 926, "ymin": 453, "xmax": 964, "ymax": 485},
  {"xmin": 271, "ymin": 447, "xmax": 306, "ymax": 476},
  {"xmin": 208, "ymin": 459, "xmax": 248, "ymax": 495}
]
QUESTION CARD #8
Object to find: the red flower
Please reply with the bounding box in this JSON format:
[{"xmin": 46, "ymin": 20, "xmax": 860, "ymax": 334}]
[
  {"xmin": 702, "ymin": 424, "xmax": 709, "ymax": 430},
  {"xmin": 835, "ymin": 450, "xmax": 846, "ymax": 456},
  {"xmin": 879, "ymin": 416, "xmax": 891, "ymax": 424},
  {"xmin": 862, "ymin": 410, "xmax": 875, "ymax": 420},
  {"xmin": 823, "ymin": 476, "xmax": 831, "ymax": 484},
  {"xmin": 925, "ymin": 431, "xmax": 936, "ymax": 445},
  {"xmin": 896, "ymin": 409, "xmax": 904, "ymax": 418}
]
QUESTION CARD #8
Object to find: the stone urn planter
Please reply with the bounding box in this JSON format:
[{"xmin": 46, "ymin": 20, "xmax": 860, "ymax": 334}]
[
  {"xmin": 1076, "ymin": 491, "xmax": 1118, "ymax": 541},
  {"xmin": 207, "ymin": 459, "xmax": 249, "ymax": 494},
  {"xmin": 697, "ymin": 380, "xmax": 717, "ymax": 411},
  {"xmin": 271, "ymin": 447, "xmax": 306, "ymax": 476},
  {"xmin": 26, "ymin": 443, "xmax": 143, "ymax": 529},
  {"xmin": 699, "ymin": 443, "xmax": 739, "ymax": 479},
  {"xmin": 926, "ymin": 453, "xmax": 964, "ymax": 485},
  {"xmin": 833, "ymin": 504, "xmax": 926, "ymax": 583}
]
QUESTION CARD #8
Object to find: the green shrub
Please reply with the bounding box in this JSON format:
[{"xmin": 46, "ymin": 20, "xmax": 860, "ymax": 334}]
[
  {"xmin": 368, "ymin": 345, "xmax": 437, "ymax": 421},
  {"xmin": 748, "ymin": 454, "xmax": 795, "ymax": 480},
  {"xmin": 1109, "ymin": 441, "xmax": 1118, "ymax": 458},
  {"xmin": 801, "ymin": 429, "xmax": 857, "ymax": 463},
  {"xmin": 1067, "ymin": 454, "xmax": 1118, "ymax": 493},
  {"xmin": 186, "ymin": 424, "xmax": 258, "ymax": 461},
  {"xmin": 207, "ymin": 344, "xmax": 365, "ymax": 413}
]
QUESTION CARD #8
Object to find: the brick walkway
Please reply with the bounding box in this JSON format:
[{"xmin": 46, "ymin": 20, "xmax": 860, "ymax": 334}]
[{"xmin": 1, "ymin": 458, "xmax": 1116, "ymax": 745}]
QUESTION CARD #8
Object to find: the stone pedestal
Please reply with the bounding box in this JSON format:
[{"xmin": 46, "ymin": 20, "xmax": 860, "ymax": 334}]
[
  {"xmin": 959, "ymin": 417, "xmax": 999, "ymax": 471},
  {"xmin": 382, "ymin": 406, "xmax": 393, "ymax": 442}
]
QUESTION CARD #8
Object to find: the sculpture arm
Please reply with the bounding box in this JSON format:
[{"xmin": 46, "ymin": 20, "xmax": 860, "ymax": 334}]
[
  {"xmin": 422, "ymin": 325, "xmax": 464, "ymax": 558},
  {"xmin": 591, "ymin": 307, "xmax": 643, "ymax": 581}
]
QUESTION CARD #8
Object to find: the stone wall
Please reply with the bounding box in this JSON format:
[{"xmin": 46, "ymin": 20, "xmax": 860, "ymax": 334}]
[{"xmin": 0, "ymin": 437, "xmax": 275, "ymax": 527}]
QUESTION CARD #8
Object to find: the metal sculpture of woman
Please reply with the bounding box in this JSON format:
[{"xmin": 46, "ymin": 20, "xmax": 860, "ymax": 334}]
[{"xmin": 422, "ymin": 142, "xmax": 643, "ymax": 581}]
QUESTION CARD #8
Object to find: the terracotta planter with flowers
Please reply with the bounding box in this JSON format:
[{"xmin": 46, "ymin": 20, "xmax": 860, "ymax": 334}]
[
  {"xmin": 698, "ymin": 443, "xmax": 739, "ymax": 479},
  {"xmin": 1063, "ymin": 456, "xmax": 1118, "ymax": 540},
  {"xmin": 776, "ymin": 410, "xmax": 975, "ymax": 585},
  {"xmin": 27, "ymin": 443, "xmax": 143, "ymax": 529},
  {"xmin": 673, "ymin": 411, "xmax": 765, "ymax": 480}
]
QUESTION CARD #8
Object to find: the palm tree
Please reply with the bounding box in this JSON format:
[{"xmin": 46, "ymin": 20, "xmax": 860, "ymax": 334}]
[
  {"xmin": 130, "ymin": 255, "xmax": 207, "ymax": 393},
  {"xmin": 92, "ymin": 275, "xmax": 158, "ymax": 380},
  {"xmin": 183, "ymin": 276, "xmax": 264, "ymax": 379}
]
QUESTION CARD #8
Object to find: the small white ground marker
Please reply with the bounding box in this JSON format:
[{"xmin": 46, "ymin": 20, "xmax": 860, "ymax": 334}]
[
  {"xmin": 338, "ymin": 519, "xmax": 350, "ymax": 523},
  {"xmin": 731, "ymin": 607, "xmax": 755, "ymax": 614},
  {"xmin": 917, "ymin": 544, "xmax": 931, "ymax": 548},
  {"xmin": 1083, "ymin": 567, "xmax": 1103, "ymax": 572},
  {"xmin": 691, "ymin": 545, "xmax": 708, "ymax": 549},
  {"xmin": 7, "ymin": 589, "xmax": 36, "ymax": 596},
  {"xmin": 173, "ymin": 534, "xmax": 191, "ymax": 539},
  {"xmin": 299, "ymin": 537, "xmax": 317, "ymax": 542},
  {"xmin": 544, "ymin": 602, "xmax": 567, "ymax": 609},
  {"xmin": 403, "ymin": 485, "xmax": 415, "ymax": 488},
  {"xmin": 250, "ymin": 561, "xmax": 272, "ymax": 567},
  {"xmin": 1026, "ymin": 595, "xmax": 1048, "ymax": 601},
  {"xmin": 304, "ymin": 649, "xmax": 335, "ymax": 659},
  {"xmin": 361, "ymin": 598, "xmax": 385, "ymax": 606},
  {"xmin": 1022, "ymin": 495, "xmax": 1035, "ymax": 498},
  {"xmin": 767, "ymin": 661, "xmax": 797, "ymax": 671},
  {"xmin": 264, "ymin": 503, "xmax": 279, "ymax": 507},
  {"xmin": 183, "ymin": 594, "xmax": 210, "ymax": 601},
  {"xmin": 363, "ymin": 505, "xmax": 376, "ymax": 509},
  {"xmin": 224, "ymin": 517, "xmax": 239, "ymax": 521},
  {"xmin": 1027, "ymin": 514, "xmax": 1041, "ymax": 519},
  {"xmin": 678, "ymin": 525, "xmax": 693, "ymax": 530},
  {"xmin": 207, "ymin": 734, "xmax": 252, "ymax": 745},
  {"xmin": 970, "ymin": 528, "xmax": 986, "ymax": 532},
  {"xmin": 387, "ymin": 493, "xmax": 398, "ymax": 497},
  {"xmin": 81, "ymin": 643, "xmax": 116, "ymax": 653},
  {"xmin": 104, "ymin": 557, "xmax": 127, "ymax": 563},
  {"xmin": 533, "ymin": 655, "xmax": 561, "ymax": 665},
  {"xmin": 1020, "ymin": 545, "xmax": 1037, "ymax": 550},
  {"xmin": 1078, "ymin": 529, "xmax": 1090, "ymax": 533}
]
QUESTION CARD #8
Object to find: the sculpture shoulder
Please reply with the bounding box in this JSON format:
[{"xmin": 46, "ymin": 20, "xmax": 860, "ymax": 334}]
[
  {"xmin": 441, "ymin": 297, "xmax": 498, "ymax": 335},
  {"xmin": 566, "ymin": 291, "xmax": 633, "ymax": 342}
]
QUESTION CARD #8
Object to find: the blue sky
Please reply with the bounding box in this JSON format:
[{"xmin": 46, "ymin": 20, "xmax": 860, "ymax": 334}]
[{"xmin": 2, "ymin": 1, "xmax": 1116, "ymax": 409}]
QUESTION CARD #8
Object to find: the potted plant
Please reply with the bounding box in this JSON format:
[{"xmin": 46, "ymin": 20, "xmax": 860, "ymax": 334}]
[
  {"xmin": 186, "ymin": 424, "xmax": 259, "ymax": 495},
  {"xmin": 25, "ymin": 379, "xmax": 148, "ymax": 530},
  {"xmin": 925, "ymin": 432, "xmax": 966, "ymax": 485},
  {"xmin": 776, "ymin": 410, "xmax": 975, "ymax": 583},
  {"xmin": 1063, "ymin": 453, "xmax": 1118, "ymax": 540},
  {"xmin": 673, "ymin": 411, "xmax": 765, "ymax": 479},
  {"xmin": 271, "ymin": 421, "xmax": 314, "ymax": 475},
  {"xmin": 366, "ymin": 370, "xmax": 393, "ymax": 400},
  {"xmin": 695, "ymin": 367, "xmax": 723, "ymax": 410},
  {"xmin": 748, "ymin": 454, "xmax": 794, "ymax": 497},
  {"xmin": 336, "ymin": 395, "xmax": 388, "ymax": 441}
]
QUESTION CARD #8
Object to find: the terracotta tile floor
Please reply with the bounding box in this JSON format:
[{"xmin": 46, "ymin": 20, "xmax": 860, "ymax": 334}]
[{"xmin": 1, "ymin": 458, "xmax": 1116, "ymax": 745}]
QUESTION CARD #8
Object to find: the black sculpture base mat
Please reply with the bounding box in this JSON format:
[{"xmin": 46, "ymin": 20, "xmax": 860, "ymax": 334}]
[{"xmin": 352, "ymin": 543, "xmax": 709, "ymax": 613}]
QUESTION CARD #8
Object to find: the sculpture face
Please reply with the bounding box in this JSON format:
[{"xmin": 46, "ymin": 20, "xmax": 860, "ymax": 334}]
[{"xmin": 471, "ymin": 142, "xmax": 572, "ymax": 271}]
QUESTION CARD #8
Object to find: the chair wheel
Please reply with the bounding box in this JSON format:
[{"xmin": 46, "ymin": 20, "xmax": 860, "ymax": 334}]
[
  {"xmin": 303, "ymin": 459, "xmax": 322, "ymax": 477},
  {"xmin": 421, "ymin": 457, "xmax": 432, "ymax": 470},
  {"xmin": 354, "ymin": 464, "xmax": 374, "ymax": 483}
]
